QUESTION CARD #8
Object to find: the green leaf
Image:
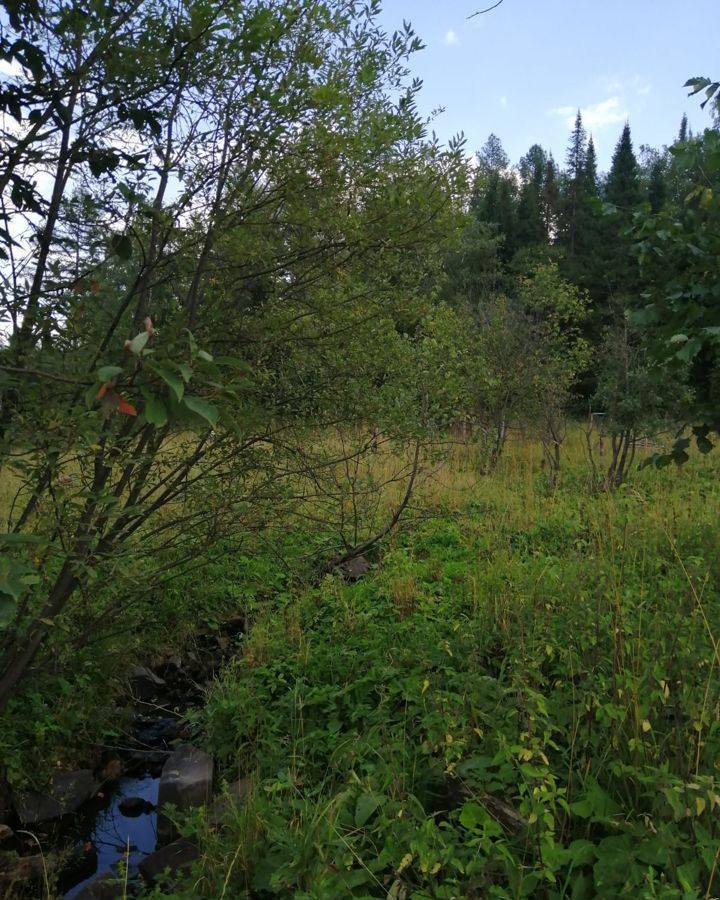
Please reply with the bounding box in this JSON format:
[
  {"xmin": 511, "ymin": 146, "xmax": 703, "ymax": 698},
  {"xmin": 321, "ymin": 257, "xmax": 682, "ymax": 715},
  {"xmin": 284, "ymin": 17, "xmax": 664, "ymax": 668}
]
[
  {"xmin": 143, "ymin": 394, "xmax": 168, "ymax": 427},
  {"xmin": 198, "ymin": 350, "xmax": 214, "ymax": 362},
  {"xmin": 183, "ymin": 395, "xmax": 218, "ymax": 427},
  {"xmin": 0, "ymin": 593, "xmax": 15, "ymax": 628},
  {"xmin": 128, "ymin": 331, "xmax": 150, "ymax": 355},
  {"xmin": 97, "ymin": 365, "xmax": 123, "ymax": 381},
  {"xmin": 354, "ymin": 791, "xmax": 385, "ymax": 828},
  {"xmin": 176, "ymin": 363, "xmax": 193, "ymax": 383},
  {"xmin": 110, "ymin": 233, "xmax": 133, "ymax": 260},
  {"xmin": 152, "ymin": 366, "xmax": 184, "ymax": 402},
  {"xmin": 675, "ymin": 337, "xmax": 701, "ymax": 362},
  {"xmin": 459, "ymin": 801, "xmax": 488, "ymax": 829}
]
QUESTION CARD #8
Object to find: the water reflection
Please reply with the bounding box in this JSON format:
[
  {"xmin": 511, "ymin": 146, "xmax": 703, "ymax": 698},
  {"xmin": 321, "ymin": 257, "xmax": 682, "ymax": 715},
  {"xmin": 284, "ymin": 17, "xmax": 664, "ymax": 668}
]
[{"xmin": 63, "ymin": 774, "xmax": 159, "ymax": 899}]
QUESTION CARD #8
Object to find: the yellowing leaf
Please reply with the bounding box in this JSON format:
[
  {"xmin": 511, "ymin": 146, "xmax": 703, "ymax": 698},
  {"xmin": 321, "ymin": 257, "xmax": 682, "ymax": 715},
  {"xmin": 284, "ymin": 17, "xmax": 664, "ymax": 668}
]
[
  {"xmin": 642, "ymin": 719, "xmax": 652, "ymax": 733},
  {"xmin": 395, "ymin": 853, "xmax": 413, "ymax": 875}
]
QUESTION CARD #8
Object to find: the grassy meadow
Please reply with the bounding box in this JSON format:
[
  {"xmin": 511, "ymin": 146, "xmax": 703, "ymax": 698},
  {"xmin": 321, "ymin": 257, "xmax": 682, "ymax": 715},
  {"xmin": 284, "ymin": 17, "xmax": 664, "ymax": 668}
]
[{"xmin": 137, "ymin": 430, "xmax": 720, "ymax": 900}]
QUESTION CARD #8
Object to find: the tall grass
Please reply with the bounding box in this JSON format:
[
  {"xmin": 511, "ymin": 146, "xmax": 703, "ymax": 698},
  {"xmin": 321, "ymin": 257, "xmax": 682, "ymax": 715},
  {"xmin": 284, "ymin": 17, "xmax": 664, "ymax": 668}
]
[{"xmin": 170, "ymin": 428, "xmax": 720, "ymax": 898}]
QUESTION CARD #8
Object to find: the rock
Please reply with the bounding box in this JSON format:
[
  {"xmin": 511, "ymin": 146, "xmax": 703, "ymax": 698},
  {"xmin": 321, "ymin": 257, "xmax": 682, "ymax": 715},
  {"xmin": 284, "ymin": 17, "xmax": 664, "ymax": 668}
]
[
  {"xmin": 71, "ymin": 873, "xmax": 124, "ymax": 900},
  {"xmin": 13, "ymin": 769, "xmax": 98, "ymax": 825},
  {"xmin": 118, "ymin": 796, "xmax": 154, "ymax": 817},
  {"xmin": 0, "ymin": 852, "xmax": 49, "ymax": 895},
  {"xmin": 138, "ymin": 838, "xmax": 199, "ymax": 883},
  {"xmin": 339, "ymin": 555, "xmax": 370, "ymax": 581},
  {"xmin": 0, "ymin": 824, "xmax": 13, "ymax": 845},
  {"xmin": 128, "ymin": 665, "xmax": 166, "ymax": 701},
  {"xmin": 157, "ymin": 744, "xmax": 213, "ymax": 844}
]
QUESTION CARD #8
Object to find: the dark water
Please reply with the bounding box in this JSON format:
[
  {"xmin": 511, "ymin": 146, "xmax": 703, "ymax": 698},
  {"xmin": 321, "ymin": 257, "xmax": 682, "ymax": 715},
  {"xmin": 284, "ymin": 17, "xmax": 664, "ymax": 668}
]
[{"xmin": 63, "ymin": 774, "xmax": 159, "ymax": 898}]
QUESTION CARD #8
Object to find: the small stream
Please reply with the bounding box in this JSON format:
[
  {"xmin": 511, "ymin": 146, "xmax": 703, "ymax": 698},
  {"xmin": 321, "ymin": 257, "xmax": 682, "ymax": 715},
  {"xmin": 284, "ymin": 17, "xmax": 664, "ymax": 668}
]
[
  {"xmin": 5, "ymin": 620, "xmax": 245, "ymax": 899},
  {"xmin": 62, "ymin": 773, "xmax": 160, "ymax": 898}
]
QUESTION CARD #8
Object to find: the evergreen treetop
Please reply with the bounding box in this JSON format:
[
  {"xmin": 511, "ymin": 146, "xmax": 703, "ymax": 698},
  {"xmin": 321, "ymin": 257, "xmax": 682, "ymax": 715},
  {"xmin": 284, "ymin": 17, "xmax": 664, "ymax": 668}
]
[
  {"xmin": 565, "ymin": 110, "xmax": 587, "ymax": 181},
  {"xmin": 606, "ymin": 123, "xmax": 640, "ymax": 208}
]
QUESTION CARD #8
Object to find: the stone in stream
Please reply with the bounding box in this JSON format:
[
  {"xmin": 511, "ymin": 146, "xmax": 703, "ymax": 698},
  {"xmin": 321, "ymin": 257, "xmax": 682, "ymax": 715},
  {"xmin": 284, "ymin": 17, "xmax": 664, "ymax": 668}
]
[
  {"xmin": 71, "ymin": 873, "xmax": 124, "ymax": 900},
  {"xmin": 118, "ymin": 795, "xmax": 155, "ymax": 817},
  {"xmin": 12, "ymin": 769, "xmax": 98, "ymax": 825},
  {"xmin": 156, "ymin": 744, "xmax": 213, "ymax": 844},
  {"xmin": 127, "ymin": 664, "xmax": 166, "ymax": 701},
  {"xmin": 138, "ymin": 838, "xmax": 199, "ymax": 883}
]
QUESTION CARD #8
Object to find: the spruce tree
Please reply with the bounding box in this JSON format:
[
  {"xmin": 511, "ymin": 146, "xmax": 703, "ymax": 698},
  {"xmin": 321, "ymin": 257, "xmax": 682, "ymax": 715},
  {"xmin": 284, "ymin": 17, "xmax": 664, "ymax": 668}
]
[
  {"xmin": 606, "ymin": 123, "xmax": 640, "ymax": 209},
  {"xmin": 561, "ymin": 110, "xmax": 588, "ymax": 256},
  {"xmin": 678, "ymin": 113, "xmax": 689, "ymax": 142},
  {"xmin": 584, "ymin": 136, "xmax": 599, "ymax": 196},
  {"xmin": 516, "ymin": 144, "xmax": 548, "ymax": 248},
  {"xmin": 566, "ymin": 110, "xmax": 587, "ymax": 181}
]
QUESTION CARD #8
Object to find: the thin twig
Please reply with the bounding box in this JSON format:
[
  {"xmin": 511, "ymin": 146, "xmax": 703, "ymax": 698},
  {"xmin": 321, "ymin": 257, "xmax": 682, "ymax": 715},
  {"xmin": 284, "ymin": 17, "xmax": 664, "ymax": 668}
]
[{"xmin": 468, "ymin": 0, "xmax": 504, "ymax": 19}]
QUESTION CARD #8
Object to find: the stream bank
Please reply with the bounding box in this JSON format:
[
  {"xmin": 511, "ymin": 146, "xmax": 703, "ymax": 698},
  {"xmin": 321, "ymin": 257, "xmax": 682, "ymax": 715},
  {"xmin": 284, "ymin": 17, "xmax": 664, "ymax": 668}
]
[{"xmin": 0, "ymin": 617, "xmax": 245, "ymax": 899}]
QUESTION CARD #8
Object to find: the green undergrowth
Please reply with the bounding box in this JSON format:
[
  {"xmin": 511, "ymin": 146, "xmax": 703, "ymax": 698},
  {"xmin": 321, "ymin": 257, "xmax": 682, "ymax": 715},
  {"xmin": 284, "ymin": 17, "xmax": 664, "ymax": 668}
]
[{"xmin": 154, "ymin": 458, "xmax": 720, "ymax": 899}]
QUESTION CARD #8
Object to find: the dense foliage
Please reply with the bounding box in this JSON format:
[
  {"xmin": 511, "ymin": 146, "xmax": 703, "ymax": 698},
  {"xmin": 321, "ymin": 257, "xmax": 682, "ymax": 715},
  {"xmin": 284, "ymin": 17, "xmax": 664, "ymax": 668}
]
[{"xmin": 0, "ymin": 0, "xmax": 468, "ymax": 704}]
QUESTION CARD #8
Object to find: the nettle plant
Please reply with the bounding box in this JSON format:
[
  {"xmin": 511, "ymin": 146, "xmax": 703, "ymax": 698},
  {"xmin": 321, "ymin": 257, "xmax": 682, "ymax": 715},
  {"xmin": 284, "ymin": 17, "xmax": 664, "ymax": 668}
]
[{"xmin": 0, "ymin": 0, "xmax": 468, "ymax": 703}]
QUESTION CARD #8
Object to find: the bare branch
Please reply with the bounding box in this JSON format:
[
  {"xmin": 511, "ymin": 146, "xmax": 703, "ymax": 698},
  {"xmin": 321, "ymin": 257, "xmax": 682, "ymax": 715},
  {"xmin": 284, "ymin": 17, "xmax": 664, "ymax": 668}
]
[{"xmin": 468, "ymin": 0, "xmax": 504, "ymax": 19}]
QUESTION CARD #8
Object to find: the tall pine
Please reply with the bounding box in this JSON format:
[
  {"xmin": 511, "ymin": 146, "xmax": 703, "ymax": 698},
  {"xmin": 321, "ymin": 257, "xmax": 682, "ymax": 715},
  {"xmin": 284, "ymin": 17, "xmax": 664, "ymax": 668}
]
[
  {"xmin": 584, "ymin": 136, "xmax": 598, "ymax": 196},
  {"xmin": 561, "ymin": 110, "xmax": 587, "ymax": 257},
  {"xmin": 606, "ymin": 123, "xmax": 641, "ymax": 209},
  {"xmin": 516, "ymin": 143, "xmax": 549, "ymax": 248},
  {"xmin": 678, "ymin": 113, "xmax": 689, "ymax": 143}
]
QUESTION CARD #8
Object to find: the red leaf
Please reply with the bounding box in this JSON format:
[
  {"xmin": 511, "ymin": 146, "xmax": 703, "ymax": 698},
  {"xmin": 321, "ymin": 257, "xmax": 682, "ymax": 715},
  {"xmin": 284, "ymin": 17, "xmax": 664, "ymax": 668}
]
[
  {"xmin": 96, "ymin": 382, "xmax": 110, "ymax": 400},
  {"xmin": 117, "ymin": 398, "xmax": 138, "ymax": 416}
]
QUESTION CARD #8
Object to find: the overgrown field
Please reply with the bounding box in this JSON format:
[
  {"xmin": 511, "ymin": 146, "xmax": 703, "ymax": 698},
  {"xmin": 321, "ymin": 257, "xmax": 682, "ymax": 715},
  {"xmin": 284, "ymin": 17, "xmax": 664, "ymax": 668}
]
[{"xmin": 147, "ymin": 435, "xmax": 720, "ymax": 900}]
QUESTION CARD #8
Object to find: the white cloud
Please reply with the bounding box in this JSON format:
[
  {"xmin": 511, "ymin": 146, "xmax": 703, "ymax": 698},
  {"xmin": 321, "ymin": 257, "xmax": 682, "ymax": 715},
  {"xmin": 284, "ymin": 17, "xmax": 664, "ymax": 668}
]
[
  {"xmin": 499, "ymin": 96, "xmax": 507, "ymax": 107},
  {"xmin": 444, "ymin": 29, "xmax": 459, "ymax": 46},
  {"xmin": 551, "ymin": 97, "xmax": 627, "ymax": 131},
  {"xmin": 602, "ymin": 74, "xmax": 652, "ymax": 98},
  {"xmin": 632, "ymin": 75, "xmax": 652, "ymax": 96}
]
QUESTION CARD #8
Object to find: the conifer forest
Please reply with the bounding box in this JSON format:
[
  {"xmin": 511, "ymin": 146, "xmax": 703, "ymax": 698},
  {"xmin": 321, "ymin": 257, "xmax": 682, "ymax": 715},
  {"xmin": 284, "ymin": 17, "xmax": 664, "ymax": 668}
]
[{"xmin": 0, "ymin": 1, "xmax": 719, "ymax": 897}]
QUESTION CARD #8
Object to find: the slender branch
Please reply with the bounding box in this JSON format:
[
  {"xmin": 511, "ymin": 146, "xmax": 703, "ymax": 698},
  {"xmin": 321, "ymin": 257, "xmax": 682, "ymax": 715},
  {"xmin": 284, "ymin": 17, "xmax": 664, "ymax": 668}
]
[
  {"xmin": 468, "ymin": 0, "xmax": 504, "ymax": 18},
  {"xmin": 0, "ymin": 365, "xmax": 89, "ymax": 385}
]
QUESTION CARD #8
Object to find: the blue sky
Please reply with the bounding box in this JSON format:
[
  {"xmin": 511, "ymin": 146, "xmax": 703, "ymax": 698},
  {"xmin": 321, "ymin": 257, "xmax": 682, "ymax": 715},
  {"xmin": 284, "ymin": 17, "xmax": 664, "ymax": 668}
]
[{"xmin": 378, "ymin": 0, "xmax": 719, "ymax": 171}]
